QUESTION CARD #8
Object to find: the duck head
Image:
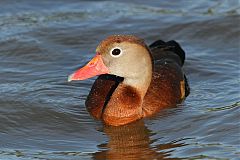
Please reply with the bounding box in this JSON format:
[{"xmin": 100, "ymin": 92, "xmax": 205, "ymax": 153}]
[{"xmin": 69, "ymin": 35, "xmax": 152, "ymax": 92}]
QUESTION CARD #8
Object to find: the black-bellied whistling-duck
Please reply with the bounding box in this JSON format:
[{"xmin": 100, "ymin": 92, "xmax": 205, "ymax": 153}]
[{"xmin": 68, "ymin": 35, "xmax": 190, "ymax": 126}]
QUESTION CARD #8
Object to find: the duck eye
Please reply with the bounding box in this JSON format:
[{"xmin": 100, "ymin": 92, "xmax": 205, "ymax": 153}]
[{"xmin": 110, "ymin": 47, "xmax": 122, "ymax": 57}]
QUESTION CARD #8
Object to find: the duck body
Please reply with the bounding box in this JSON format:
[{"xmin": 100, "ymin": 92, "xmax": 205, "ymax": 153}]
[{"xmin": 69, "ymin": 35, "xmax": 190, "ymax": 126}]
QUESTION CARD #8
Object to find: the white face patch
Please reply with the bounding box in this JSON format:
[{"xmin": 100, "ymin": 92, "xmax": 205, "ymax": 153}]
[{"xmin": 110, "ymin": 47, "xmax": 123, "ymax": 58}]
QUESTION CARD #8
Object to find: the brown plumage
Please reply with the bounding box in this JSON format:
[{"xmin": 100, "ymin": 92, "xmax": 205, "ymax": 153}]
[{"xmin": 69, "ymin": 35, "xmax": 190, "ymax": 126}]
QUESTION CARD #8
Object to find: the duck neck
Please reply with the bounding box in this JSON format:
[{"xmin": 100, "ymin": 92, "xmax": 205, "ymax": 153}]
[
  {"xmin": 123, "ymin": 62, "xmax": 152, "ymax": 99},
  {"xmin": 102, "ymin": 67, "xmax": 152, "ymax": 126},
  {"xmin": 102, "ymin": 53, "xmax": 153, "ymax": 126}
]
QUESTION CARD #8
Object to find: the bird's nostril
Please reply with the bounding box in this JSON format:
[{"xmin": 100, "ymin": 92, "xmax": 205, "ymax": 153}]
[{"xmin": 88, "ymin": 62, "xmax": 95, "ymax": 67}]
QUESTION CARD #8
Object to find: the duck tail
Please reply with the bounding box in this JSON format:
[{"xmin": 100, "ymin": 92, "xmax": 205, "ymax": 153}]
[{"xmin": 149, "ymin": 40, "xmax": 186, "ymax": 65}]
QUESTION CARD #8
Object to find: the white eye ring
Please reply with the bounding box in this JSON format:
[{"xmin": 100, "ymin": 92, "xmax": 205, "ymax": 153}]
[{"xmin": 110, "ymin": 47, "xmax": 123, "ymax": 58}]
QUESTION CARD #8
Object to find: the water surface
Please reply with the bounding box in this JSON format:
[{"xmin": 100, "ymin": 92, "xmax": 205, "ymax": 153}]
[{"xmin": 0, "ymin": 0, "xmax": 239, "ymax": 159}]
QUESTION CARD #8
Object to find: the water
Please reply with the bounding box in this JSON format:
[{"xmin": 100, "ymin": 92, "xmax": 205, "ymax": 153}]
[{"xmin": 0, "ymin": 0, "xmax": 239, "ymax": 159}]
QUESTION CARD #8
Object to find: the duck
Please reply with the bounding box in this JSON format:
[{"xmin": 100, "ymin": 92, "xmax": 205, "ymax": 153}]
[{"xmin": 68, "ymin": 35, "xmax": 190, "ymax": 126}]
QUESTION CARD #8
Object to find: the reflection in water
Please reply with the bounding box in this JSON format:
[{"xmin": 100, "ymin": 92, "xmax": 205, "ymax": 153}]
[
  {"xmin": 93, "ymin": 120, "xmax": 184, "ymax": 160},
  {"xmin": 0, "ymin": 0, "xmax": 239, "ymax": 159}
]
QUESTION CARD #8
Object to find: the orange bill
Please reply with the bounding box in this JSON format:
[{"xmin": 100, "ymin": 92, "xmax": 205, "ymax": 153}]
[{"xmin": 68, "ymin": 54, "xmax": 109, "ymax": 81}]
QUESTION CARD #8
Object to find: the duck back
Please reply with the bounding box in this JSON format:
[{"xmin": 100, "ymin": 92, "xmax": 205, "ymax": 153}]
[{"xmin": 142, "ymin": 39, "xmax": 190, "ymax": 117}]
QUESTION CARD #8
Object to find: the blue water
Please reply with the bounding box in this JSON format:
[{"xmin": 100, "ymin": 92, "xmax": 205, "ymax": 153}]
[{"xmin": 0, "ymin": 1, "xmax": 239, "ymax": 159}]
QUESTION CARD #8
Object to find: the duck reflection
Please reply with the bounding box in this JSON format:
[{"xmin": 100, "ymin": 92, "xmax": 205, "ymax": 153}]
[{"xmin": 93, "ymin": 120, "xmax": 183, "ymax": 160}]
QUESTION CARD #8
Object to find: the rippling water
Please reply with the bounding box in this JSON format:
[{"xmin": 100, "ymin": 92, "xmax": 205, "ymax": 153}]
[{"xmin": 0, "ymin": 0, "xmax": 239, "ymax": 160}]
